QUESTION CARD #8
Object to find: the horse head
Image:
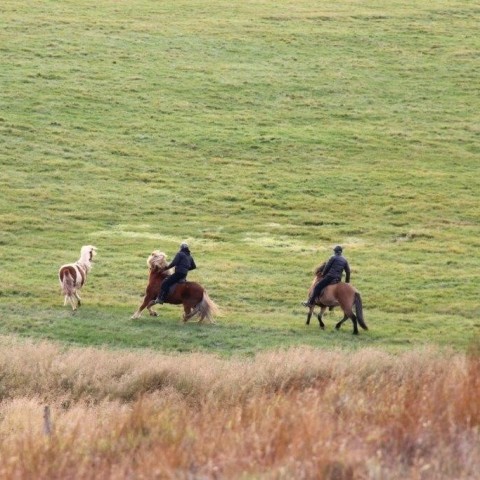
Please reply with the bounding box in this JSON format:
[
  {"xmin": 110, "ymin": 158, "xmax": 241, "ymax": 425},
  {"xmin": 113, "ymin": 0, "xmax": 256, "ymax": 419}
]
[
  {"xmin": 147, "ymin": 250, "xmax": 170, "ymax": 273},
  {"xmin": 79, "ymin": 245, "xmax": 97, "ymax": 266}
]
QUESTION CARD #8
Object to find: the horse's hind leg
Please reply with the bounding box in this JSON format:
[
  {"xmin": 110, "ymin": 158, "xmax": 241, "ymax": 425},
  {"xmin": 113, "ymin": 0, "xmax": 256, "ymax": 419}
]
[
  {"xmin": 183, "ymin": 305, "xmax": 193, "ymax": 322},
  {"xmin": 349, "ymin": 313, "xmax": 359, "ymax": 335},
  {"xmin": 335, "ymin": 314, "xmax": 349, "ymax": 330},
  {"xmin": 68, "ymin": 295, "xmax": 77, "ymax": 312},
  {"xmin": 338, "ymin": 296, "xmax": 359, "ymax": 335},
  {"xmin": 340, "ymin": 306, "xmax": 359, "ymax": 335},
  {"xmin": 75, "ymin": 292, "xmax": 82, "ymax": 307}
]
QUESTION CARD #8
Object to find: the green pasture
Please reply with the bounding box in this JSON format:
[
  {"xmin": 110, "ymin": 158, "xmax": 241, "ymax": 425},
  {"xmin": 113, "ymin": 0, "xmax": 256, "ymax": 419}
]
[{"xmin": 1, "ymin": 0, "xmax": 478, "ymax": 355}]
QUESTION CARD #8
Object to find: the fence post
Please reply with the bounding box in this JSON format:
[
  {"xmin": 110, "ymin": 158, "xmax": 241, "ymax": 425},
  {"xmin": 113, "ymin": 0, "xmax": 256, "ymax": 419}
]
[{"xmin": 43, "ymin": 405, "xmax": 52, "ymax": 436}]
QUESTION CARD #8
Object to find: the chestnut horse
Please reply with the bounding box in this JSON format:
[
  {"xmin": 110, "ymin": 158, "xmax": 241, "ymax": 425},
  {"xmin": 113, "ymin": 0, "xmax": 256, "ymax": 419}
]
[
  {"xmin": 131, "ymin": 251, "xmax": 219, "ymax": 323},
  {"xmin": 305, "ymin": 263, "xmax": 368, "ymax": 335},
  {"xmin": 58, "ymin": 245, "xmax": 97, "ymax": 311}
]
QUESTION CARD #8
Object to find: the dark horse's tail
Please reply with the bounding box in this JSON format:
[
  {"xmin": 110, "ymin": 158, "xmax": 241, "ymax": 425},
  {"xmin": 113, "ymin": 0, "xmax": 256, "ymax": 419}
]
[{"xmin": 354, "ymin": 292, "xmax": 368, "ymax": 330}]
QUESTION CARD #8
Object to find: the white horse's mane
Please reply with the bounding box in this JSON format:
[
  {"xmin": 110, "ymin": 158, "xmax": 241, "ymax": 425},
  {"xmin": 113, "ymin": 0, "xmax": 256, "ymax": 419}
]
[
  {"xmin": 147, "ymin": 250, "xmax": 171, "ymax": 272},
  {"xmin": 78, "ymin": 245, "xmax": 97, "ymax": 272}
]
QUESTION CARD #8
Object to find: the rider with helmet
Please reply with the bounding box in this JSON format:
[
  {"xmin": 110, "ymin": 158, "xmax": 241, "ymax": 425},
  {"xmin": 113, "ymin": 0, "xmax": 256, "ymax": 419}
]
[
  {"xmin": 302, "ymin": 245, "xmax": 351, "ymax": 307},
  {"xmin": 155, "ymin": 242, "xmax": 196, "ymax": 304}
]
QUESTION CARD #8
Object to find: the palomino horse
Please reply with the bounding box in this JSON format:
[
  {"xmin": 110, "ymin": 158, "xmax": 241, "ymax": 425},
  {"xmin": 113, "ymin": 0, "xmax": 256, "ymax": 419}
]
[
  {"xmin": 58, "ymin": 245, "xmax": 97, "ymax": 311},
  {"xmin": 305, "ymin": 263, "xmax": 368, "ymax": 335},
  {"xmin": 131, "ymin": 251, "xmax": 219, "ymax": 323}
]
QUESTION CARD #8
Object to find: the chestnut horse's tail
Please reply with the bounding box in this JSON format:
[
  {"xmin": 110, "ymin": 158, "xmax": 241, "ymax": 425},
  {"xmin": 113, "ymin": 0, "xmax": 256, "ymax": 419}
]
[
  {"xmin": 196, "ymin": 291, "xmax": 219, "ymax": 323},
  {"xmin": 354, "ymin": 292, "xmax": 368, "ymax": 330}
]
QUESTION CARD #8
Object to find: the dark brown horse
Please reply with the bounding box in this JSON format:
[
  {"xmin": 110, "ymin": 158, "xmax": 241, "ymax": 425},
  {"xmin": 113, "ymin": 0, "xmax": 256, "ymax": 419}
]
[
  {"xmin": 131, "ymin": 251, "xmax": 219, "ymax": 323},
  {"xmin": 305, "ymin": 263, "xmax": 368, "ymax": 335}
]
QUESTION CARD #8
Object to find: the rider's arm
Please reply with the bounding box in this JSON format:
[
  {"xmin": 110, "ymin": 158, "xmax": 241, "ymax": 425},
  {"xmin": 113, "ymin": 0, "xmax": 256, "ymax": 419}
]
[
  {"xmin": 344, "ymin": 261, "xmax": 351, "ymax": 283},
  {"xmin": 165, "ymin": 253, "xmax": 179, "ymax": 270},
  {"xmin": 322, "ymin": 257, "xmax": 334, "ymax": 275},
  {"xmin": 189, "ymin": 258, "xmax": 196, "ymax": 271}
]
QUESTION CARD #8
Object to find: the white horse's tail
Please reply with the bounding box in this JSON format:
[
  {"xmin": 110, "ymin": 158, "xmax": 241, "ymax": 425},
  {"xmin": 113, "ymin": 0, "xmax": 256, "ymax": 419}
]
[
  {"xmin": 196, "ymin": 291, "xmax": 219, "ymax": 323},
  {"xmin": 60, "ymin": 270, "xmax": 75, "ymax": 298}
]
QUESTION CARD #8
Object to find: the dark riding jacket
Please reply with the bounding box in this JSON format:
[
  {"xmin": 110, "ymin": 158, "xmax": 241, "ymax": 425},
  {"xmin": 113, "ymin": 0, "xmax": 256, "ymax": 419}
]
[
  {"xmin": 322, "ymin": 253, "xmax": 350, "ymax": 283},
  {"xmin": 166, "ymin": 250, "xmax": 196, "ymax": 275}
]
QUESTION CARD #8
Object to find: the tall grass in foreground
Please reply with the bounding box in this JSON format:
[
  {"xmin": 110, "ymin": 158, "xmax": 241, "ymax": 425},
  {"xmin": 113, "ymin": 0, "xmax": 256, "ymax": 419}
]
[{"xmin": 0, "ymin": 338, "xmax": 479, "ymax": 479}]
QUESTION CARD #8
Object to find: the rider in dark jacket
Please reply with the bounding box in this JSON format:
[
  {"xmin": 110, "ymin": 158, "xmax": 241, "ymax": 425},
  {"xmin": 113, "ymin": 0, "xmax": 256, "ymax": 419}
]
[
  {"xmin": 302, "ymin": 245, "xmax": 350, "ymax": 307},
  {"xmin": 155, "ymin": 242, "xmax": 196, "ymax": 304}
]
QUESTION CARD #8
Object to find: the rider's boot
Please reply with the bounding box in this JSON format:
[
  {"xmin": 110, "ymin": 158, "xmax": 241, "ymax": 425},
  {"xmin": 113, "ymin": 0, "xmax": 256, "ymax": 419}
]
[{"xmin": 155, "ymin": 290, "xmax": 167, "ymax": 304}]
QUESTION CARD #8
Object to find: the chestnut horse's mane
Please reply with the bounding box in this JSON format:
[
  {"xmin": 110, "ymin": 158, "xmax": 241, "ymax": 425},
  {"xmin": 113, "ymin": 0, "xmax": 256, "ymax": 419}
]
[{"xmin": 147, "ymin": 251, "xmax": 172, "ymax": 274}]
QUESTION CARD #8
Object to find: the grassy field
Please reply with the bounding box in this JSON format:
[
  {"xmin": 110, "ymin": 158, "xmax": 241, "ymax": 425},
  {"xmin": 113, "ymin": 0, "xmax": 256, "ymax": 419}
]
[
  {"xmin": 1, "ymin": 0, "xmax": 479, "ymax": 355},
  {"xmin": 1, "ymin": 1, "xmax": 480, "ymax": 478}
]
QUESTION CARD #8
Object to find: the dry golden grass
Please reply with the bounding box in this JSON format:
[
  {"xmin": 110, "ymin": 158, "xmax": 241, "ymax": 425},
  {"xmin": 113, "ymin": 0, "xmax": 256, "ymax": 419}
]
[{"xmin": 0, "ymin": 337, "xmax": 479, "ymax": 479}]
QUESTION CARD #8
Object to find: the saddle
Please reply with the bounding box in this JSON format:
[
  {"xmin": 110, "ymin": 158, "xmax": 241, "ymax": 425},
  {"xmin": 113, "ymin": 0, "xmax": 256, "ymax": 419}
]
[{"xmin": 167, "ymin": 279, "xmax": 187, "ymax": 295}]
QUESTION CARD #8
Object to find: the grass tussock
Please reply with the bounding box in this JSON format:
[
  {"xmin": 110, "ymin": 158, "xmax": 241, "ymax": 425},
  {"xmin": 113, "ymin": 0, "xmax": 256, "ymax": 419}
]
[{"xmin": 1, "ymin": 337, "xmax": 479, "ymax": 479}]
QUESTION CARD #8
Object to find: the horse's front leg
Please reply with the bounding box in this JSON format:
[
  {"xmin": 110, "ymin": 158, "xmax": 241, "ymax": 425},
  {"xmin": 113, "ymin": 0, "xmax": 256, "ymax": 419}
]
[
  {"xmin": 317, "ymin": 306, "xmax": 326, "ymax": 330},
  {"xmin": 131, "ymin": 296, "xmax": 154, "ymax": 319},
  {"xmin": 306, "ymin": 306, "xmax": 314, "ymax": 325}
]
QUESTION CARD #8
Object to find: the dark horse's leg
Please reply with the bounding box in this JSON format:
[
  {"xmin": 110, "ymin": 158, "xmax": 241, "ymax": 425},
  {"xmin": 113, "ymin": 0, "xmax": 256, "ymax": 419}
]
[
  {"xmin": 317, "ymin": 306, "xmax": 326, "ymax": 330},
  {"xmin": 350, "ymin": 313, "xmax": 359, "ymax": 335},
  {"xmin": 306, "ymin": 305, "xmax": 314, "ymax": 325},
  {"xmin": 340, "ymin": 306, "xmax": 359, "ymax": 334},
  {"xmin": 335, "ymin": 314, "xmax": 349, "ymax": 331},
  {"xmin": 340, "ymin": 310, "xmax": 359, "ymax": 335},
  {"xmin": 336, "ymin": 289, "xmax": 360, "ymax": 335}
]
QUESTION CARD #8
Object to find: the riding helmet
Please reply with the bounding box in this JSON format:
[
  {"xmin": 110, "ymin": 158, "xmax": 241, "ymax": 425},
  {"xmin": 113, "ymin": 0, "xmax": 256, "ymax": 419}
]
[
  {"xmin": 333, "ymin": 245, "xmax": 343, "ymax": 253},
  {"xmin": 180, "ymin": 242, "xmax": 189, "ymax": 250}
]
